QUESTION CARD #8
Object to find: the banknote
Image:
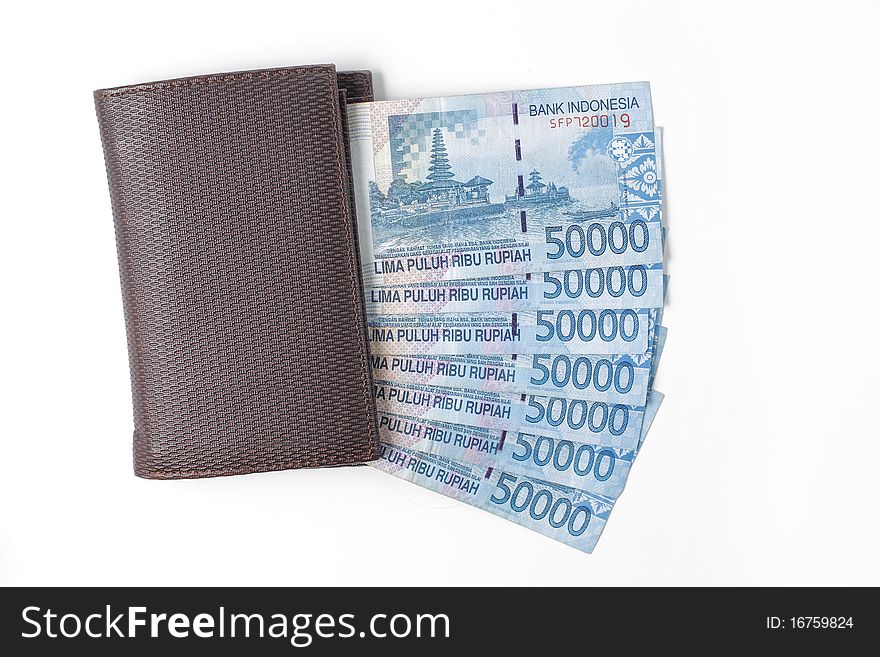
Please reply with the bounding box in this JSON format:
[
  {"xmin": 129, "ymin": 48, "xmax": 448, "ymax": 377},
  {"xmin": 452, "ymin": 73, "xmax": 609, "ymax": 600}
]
[
  {"xmin": 364, "ymin": 263, "xmax": 663, "ymax": 314},
  {"xmin": 374, "ymin": 390, "xmax": 663, "ymax": 497},
  {"xmin": 373, "ymin": 442, "xmax": 613, "ymax": 553},
  {"xmin": 367, "ymin": 308, "xmax": 651, "ymax": 356},
  {"xmin": 373, "ymin": 379, "xmax": 645, "ymax": 450},
  {"xmin": 349, "ymin": 83, "xmax": 662, "ymax": 285},
  {"xmin": 370, "ymin": 321, "xmax": 664, "ymax": 406},
  {"xmin": 372, "ymin": 351, "xmax": 651, "ymax": 406}
]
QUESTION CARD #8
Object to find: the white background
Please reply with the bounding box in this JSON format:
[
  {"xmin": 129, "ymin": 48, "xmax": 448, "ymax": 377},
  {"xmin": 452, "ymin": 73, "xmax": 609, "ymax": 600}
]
[{"xmin": 2, "ymin": 1, "xmax": 878, "ymax": 586}]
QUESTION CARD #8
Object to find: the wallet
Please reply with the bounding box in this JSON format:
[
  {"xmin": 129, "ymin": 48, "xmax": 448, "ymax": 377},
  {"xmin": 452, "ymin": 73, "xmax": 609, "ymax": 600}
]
[{"xmin": 95, "ymin": 65, "xmax": 379, "ymax": 479}]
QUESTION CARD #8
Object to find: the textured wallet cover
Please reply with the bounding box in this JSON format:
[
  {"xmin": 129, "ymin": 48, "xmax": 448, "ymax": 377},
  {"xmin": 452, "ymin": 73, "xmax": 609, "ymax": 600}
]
[{"xmin": 95, "ymin": 65, "xmax": 379, "ymax": 479}]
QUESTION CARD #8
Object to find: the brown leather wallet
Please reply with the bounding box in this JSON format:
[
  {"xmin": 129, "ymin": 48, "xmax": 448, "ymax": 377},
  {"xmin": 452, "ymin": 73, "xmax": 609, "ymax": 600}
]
[{"xmin": 95, "ymin": 65, "xmax": 379, "ymax": 479}]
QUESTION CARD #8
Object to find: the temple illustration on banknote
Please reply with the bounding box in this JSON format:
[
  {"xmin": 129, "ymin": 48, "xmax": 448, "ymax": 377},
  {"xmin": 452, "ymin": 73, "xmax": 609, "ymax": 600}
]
[
  {"xmin": 504, "ymin": 169, "xmax": 571, "ymax": 206},
  {"xmin": 370, "ymin": 127, "xmax": 572, "ymax": 227}
]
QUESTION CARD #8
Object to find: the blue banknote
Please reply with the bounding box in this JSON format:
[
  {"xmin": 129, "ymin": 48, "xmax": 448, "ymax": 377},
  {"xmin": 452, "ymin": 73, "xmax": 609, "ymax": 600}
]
[
  {"xmin": 349, "ymin": 83, "xmax": 662, "ymax": 285},
  {"xmin": 367, "ymin": 308, "xmax": 652, "ymax": 356},
  {"xmin": 370, "ymin": 320, "xmax": 664, "ymax": 406},
  {"xmin": 374, "ymin": 390, "xmax": 663, "ymax": 497},
  {"xmin": 372, "ymin": 442, "xmax": 614, "ymax": 553},
  {"xmin": 373, "ymin": 379, "xmax": 645, "ymax": 450},
  {"xmin": 372, "ymin": 351, "xmax": 651, "ymax": 406},
  {"xmin": 364, "ymin": 264, "xmax": 664, "ymax": 314}
]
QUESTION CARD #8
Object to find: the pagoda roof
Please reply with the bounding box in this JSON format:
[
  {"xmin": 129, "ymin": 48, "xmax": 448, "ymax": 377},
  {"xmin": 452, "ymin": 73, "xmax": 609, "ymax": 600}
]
[
  {"xmin": 463, "ymin": 175, "xmax": 493, "ymax": 187},
  {"xmin": 418, "ymin": 179, "xmax": 463, "ymax": 190}
]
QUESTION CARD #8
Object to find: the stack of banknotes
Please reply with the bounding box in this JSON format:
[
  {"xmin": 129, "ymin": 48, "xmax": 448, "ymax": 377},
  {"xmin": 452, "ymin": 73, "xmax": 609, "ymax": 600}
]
[{"xmin": 348, "ymin": 82, "xmax": 666, "ymax": 553}]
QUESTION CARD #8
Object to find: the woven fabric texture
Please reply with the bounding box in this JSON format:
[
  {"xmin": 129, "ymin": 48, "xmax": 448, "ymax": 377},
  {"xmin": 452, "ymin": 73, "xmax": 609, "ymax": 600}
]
[
  {"xmin": 95, "ymin": 65, "xmax": 378, "ymax": 479},
  {"xmin": 336, "ymin": 70, "xmax": 374, "ymax": 103}
]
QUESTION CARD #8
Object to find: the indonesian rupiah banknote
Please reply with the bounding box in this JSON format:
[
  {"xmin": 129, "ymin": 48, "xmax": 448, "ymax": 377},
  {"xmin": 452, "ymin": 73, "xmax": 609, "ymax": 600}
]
[
  {"xmin": 370, "ymin": 325, "xmax": 666, "ymax": 407},
  {"xmin": 373, "ymin": 379, "xmax": 646, "ymax": 450},
  {"xmin": 372, "ymin": 442, "xmax": 615, "ymax": 553},
  {"xmin": 374, "ymin": 390, "xmax": 663, "ymax": 497},
  {"xmin": 354, "ymin": 82, "xmax": 667, "ymax": 553},
  {"xmin": 367, "ymin": 308, "xmax": 652, "ymax": 355},
  {"xmin": 364, "ymin": 264, "xmax": 664, "ymax": 314},
  {"xmin": 349, "ymin": 83, "xmax": 662, "ymax": 285}
]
